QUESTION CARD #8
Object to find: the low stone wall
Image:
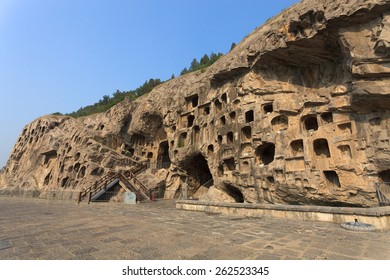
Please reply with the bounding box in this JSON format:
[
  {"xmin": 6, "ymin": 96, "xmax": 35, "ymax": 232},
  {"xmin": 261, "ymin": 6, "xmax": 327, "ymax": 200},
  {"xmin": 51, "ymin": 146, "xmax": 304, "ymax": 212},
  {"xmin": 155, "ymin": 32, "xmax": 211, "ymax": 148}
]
[
  {"xmin": 176, "ymin": 200, "xmax": 390, "ymax": 230},
  {"xmin": 0, "ymin": 188, "xmax": 80, "ymax": 201}
]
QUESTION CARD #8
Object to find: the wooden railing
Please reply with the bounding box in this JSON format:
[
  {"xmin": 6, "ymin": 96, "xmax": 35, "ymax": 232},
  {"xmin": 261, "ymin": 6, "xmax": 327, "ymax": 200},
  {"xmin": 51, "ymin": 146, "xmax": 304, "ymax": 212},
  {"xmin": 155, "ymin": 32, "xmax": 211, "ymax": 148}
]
[
  {"xmin": 118, "ymin": 172, "xmax": 150, "ymax": 200},
  {"xmin": 80, "ymin": 163, "xmax": 150, "ymax": 202},
  {"xmin": 375, "ymin": 182, "xmax": 390, "ymax": 206},
  {"xmin": 80, "ymin": 171, "xmax": 118, "ymax": 199}
]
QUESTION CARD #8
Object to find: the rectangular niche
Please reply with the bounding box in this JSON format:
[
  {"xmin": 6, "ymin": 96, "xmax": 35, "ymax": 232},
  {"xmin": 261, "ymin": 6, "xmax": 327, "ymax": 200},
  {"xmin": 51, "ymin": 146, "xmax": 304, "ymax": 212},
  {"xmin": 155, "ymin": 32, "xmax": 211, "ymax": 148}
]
[
  {"xmin": 241, "ymin": 126, "xmax": 252, "ymax": 142},
  {"xmin": 290, "ymin": 139, "xmax": 304, "ymax": 157},
  {"xmin": 337, "ymin": 144, "xmax": 352, "ymax": 159},
  {"xmin": 178, "ymin": 132, "xmax": 187, "ymax": 148},
  {"xmin": 313, "ymin": 138, "xmax": 331, "ymax": 158},
  {"xmin": 221, "ymin": 93, "xmax": 227, "ymax": 103},
  {"xmin": 338, "ymin": 122, "xmax": 352, "ymax": 135},
  {"xmin": 323, "ymin": 171, "xmax": 341, "ymax": 188},
  {"xmin": 201, "ymin": 104, "xmax": 211, "ymax": 116},
  {"xmin": 255, "ymin": 142, "xmax": 275, "ymax": 165},
  {"xmin": 224, "ymin": 157, "xmax": 236, "ymax": 171},
  {"xmin": 187, "ymin": 115, "xmax": 195, "ymax": 127},
  {"xmin": 186, "ymin": 94, "xmax": 199, "ymax": 110},
  {"xmin": 271, "ymin": 115, "xmax": 288, "ymax": 131},
  {"xmin": 192, "ymin": 126, "xmax": 200, "ymax": 145},
  {"xmin": 245, "ymin": 110, "xmax": 254, "ymax": 123},
  {"xmin": 263, "ymin": 103, "xmax": 273, "ymax": 114},
  {"xmin": 302, "ymin": 114, "xmax": 319, "ymax": 132},
  {"xmin": 229, "ymin": 111, "xmax": 236, "ymax": 122},
  {"xmin": 214, "ymin": 99, "xmax": 222, "ymax": 114},
  {"xmin": 227, "ymin": 131, "xmax": 234, "ymax": 144},
  {"xmin": 220, "ymin": 115, "xmax": 226, "ymax": 125},
  {"xmin": 321, "ymin": 112, "xmax": 333, "ymax": 124}
]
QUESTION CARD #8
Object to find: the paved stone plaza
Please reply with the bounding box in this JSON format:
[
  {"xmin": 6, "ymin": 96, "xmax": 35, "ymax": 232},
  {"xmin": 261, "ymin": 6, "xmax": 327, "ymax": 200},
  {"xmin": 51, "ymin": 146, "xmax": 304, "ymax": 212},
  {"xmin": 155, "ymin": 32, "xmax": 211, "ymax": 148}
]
[{"xmin": 0, "ymin": 197, "xmax": 389, "ymax": 260}]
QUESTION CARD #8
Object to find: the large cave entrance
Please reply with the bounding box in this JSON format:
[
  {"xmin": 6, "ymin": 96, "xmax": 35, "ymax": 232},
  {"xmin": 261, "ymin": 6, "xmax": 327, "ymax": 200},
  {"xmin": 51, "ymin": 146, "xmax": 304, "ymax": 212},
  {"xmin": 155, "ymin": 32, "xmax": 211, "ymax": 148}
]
[{"xmin": 183, "ymin": 153, "xmax": 213, "ymax": 196}]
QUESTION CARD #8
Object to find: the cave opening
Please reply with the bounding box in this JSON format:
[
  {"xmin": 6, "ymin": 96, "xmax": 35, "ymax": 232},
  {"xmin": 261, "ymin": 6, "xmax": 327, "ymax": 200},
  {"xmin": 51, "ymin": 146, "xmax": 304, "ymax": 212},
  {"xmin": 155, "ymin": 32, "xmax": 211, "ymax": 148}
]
[
  {"xmin": 245, "ymin": 110, "xmax": 254, "ymax": 123},
  {"xmin": 224, "ymin": 157, "xmax": 236, "ymax": 171},
  {"xmin": 221, "ymin": 93, "xmax": 227, "ymax": 103},
  {"xmin": 321, "ymin": 112, "xmax": 333, "ymax": 124},
  {"xmin": 256, "ymin": 143, "xmax": 275, "ymax": 165},
  {"xmin": 192, "ymin": 126, "xmax": 200, "ymax": 145},
  {"xmin": 263, "ymin": 103, "xmax": 273, "ymax": 114},
  {"xmin": 227, "ymin": 131, "xmax": 234, "ymax": 144},
  {"xmin": 183, "ymin": 153, "xmax": 213, "ymax": 196},
  {"xmin": 290, "ymin": 139, "xmax": 304, "ymax": 157},
  {"xmin": 271, "ymin": 115, "xmax": 288, "ymax": 131},
  {"xmin": 303, "ymin": 115, "xmax": 319, "ymax": 131},
  {"xmin": 223, "ymin": 183, "xmax": 244, "ymax": 203},
  {"xmin": 157, "ymin": 141, "xmax": 171, "ymax": 169},
  {"xmin": 191, "ymin": 95, "xmax": 199, "ymax": 108},
  {"xmin": 203, "ymin": 106, "xmax": 210, "ymax": 115},
  {"xmin": 178, "ymin": 132, "xmax": 187, "ymax": 148},
  {"xmin": 220, "ymin": 116, "xmax": 226, "ymax": 125},
  {"xmin": 229, "ymin": 111, "xmax": 236, "ymax": 123},
  {"xmin": 214, "ymin": 99, "xmax": 222, "ymax": 113},
  {"xmin": 324, "ymin": 171, "xmax": 341, "ymax": 188},
  {"xmin": 207, "ymin": 144, "xmax": 214, "ymax": 156},
  {"xmin": 241, "ymin": 126, "xmax": 251, "ymax": 141},
  {"xmin": 379, "ymin": 170, "xmax": 390, "ymax": 183},
  {"xmin": 313, "ymin": 138, "xmax": 331, "ymax": 158},
  {"xmin": 187, "ymin": 115, "xmax": 195, "ymax": 127}
]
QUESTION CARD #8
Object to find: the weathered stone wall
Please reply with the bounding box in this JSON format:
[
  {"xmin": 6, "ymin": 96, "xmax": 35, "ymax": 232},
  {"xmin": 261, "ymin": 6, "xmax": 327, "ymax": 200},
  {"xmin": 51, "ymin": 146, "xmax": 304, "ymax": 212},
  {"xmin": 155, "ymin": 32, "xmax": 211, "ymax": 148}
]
[{"xmin": 1, "ymin": 0, "xmax": 389, "ymax": 207}]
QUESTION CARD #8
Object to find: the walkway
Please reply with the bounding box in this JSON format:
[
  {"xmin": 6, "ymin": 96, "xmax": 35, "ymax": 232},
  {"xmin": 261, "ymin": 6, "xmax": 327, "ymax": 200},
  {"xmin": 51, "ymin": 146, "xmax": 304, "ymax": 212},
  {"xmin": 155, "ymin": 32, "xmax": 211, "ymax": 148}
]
[{"xmin": 0, "ymin": 197, "xmax": 389, "ymax": 260}]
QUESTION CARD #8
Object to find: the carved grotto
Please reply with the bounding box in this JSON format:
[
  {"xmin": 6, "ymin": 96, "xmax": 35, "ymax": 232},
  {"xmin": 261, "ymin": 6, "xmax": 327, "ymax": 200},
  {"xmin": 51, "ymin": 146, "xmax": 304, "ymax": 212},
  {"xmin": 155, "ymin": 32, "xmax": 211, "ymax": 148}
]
[{"xmin": 1, "ymin": 0, "xmax": 390, "ymax": 208}]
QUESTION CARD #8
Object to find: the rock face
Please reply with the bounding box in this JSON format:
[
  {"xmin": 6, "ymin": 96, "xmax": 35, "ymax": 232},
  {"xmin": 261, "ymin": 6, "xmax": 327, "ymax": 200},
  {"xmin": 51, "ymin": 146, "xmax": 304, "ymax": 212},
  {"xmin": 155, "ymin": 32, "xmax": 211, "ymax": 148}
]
[{"xmin": 1, "ymin": 0, "xmax": 390, "ymax": 207}]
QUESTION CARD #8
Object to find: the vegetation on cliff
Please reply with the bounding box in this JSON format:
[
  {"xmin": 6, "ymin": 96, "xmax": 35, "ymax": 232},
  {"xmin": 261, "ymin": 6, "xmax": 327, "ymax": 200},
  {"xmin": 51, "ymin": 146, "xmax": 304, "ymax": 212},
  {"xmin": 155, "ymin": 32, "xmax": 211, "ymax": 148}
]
[{"xmin": 63, "ymin": 51, "xmax": 226, "ymax": 118}]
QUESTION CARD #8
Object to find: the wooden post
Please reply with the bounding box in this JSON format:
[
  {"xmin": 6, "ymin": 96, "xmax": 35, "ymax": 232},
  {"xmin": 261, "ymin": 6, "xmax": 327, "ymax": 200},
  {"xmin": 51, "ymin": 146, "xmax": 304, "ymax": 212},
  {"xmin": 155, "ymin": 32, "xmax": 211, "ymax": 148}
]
[
  {"xmin": 88, "ymin": 192, "xmax": 92, "ymax": 204},
  {"xmin": 77, "ymin": 191, "xmax": 82, "ymax": 204}
]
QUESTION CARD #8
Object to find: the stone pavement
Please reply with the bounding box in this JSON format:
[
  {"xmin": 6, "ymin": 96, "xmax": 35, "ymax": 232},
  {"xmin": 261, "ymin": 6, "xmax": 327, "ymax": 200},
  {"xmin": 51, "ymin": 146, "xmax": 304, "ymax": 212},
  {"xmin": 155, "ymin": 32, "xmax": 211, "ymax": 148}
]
[{"xmin": 0, "ymin": 197, "xmax": 389, "ymax": 260}]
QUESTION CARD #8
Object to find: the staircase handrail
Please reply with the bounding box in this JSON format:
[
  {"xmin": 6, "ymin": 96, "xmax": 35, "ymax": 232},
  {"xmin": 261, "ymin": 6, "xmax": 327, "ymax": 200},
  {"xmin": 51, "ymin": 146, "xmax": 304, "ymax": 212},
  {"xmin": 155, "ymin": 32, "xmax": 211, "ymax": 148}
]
[
  {"xmin": 81, "ymin": 168, "xmax": 151, "ymax": 201},
  {"xmin": 201, "ymin": 178, "xmax": 214, "ymax": 188},
  {"xmin": 80, "ymin": 171, "xmax": 119, "ymax": 198},
  {"xmin": 375, "ymin": 182, "xmax": 390, "ymax": 206}
]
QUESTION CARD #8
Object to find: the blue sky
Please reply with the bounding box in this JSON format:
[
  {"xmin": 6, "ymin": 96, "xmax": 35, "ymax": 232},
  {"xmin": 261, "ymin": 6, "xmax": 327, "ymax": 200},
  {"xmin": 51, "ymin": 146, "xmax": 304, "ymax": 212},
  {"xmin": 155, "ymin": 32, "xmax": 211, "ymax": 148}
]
[{"xmin": 0, "ymin": 0, "xmax": 298, "ymax": 168}]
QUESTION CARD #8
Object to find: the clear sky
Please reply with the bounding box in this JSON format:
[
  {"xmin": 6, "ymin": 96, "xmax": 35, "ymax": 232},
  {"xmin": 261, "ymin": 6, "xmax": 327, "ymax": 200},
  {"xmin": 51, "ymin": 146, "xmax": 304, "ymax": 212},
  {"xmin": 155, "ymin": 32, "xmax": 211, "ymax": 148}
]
[{"xmin": 0, "ymin": 0, "xmax": 298, "ymax": 168}]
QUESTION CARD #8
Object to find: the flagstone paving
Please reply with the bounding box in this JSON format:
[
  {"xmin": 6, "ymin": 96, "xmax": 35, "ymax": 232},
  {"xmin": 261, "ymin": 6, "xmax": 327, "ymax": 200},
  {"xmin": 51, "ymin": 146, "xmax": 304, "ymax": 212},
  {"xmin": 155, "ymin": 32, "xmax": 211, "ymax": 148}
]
[{"xmin": 0, "ymin": 197, "xmax": 389, "ymax": 260}]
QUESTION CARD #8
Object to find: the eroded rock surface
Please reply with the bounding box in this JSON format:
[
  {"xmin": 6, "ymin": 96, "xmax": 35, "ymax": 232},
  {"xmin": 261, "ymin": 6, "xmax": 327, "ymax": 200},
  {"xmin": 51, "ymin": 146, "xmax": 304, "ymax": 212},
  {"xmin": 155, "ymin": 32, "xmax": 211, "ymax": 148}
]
[{"xmin": 1, "ymin": 0, "xmax": 390, "ymax": 207}]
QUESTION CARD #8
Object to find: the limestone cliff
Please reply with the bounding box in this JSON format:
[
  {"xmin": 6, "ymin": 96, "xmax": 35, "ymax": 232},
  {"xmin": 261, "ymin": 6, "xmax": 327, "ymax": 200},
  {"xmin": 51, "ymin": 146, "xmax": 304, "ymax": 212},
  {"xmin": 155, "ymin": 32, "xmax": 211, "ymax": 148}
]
[{"xmin": 1, "ymin": 0, "xmax": 390, "ymax": 207}]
